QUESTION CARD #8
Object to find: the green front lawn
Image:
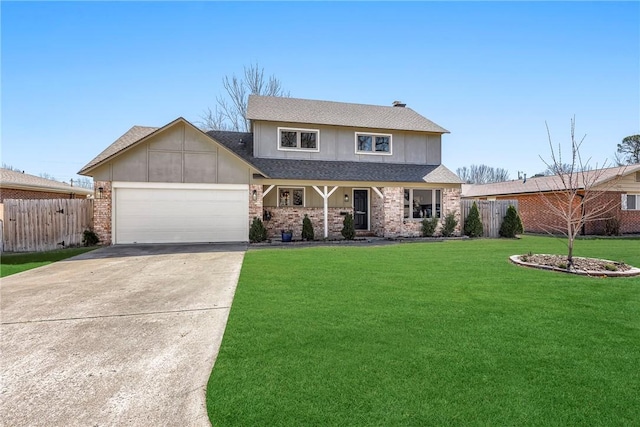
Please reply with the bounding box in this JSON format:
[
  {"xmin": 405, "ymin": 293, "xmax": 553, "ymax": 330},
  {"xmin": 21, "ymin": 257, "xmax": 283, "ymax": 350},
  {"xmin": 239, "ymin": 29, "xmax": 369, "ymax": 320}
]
[
  {"xmin": 207, "ymin": 236, "xmax": 640, "ymax": 426},
  {"xmin": 1, "ymin": 247, "xmax": 98, "ymax": 277}
]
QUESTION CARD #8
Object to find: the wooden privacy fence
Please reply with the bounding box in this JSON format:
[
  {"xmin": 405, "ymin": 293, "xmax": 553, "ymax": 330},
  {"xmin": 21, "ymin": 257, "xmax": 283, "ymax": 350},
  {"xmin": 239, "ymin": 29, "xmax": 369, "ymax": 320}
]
[
  {"xmin": 461, "ymin": 199, "xmax": 519, "ymax": 238},
  {"xmin": 2, "ymin": 199, "xmax": 93, "ymax": 252}
]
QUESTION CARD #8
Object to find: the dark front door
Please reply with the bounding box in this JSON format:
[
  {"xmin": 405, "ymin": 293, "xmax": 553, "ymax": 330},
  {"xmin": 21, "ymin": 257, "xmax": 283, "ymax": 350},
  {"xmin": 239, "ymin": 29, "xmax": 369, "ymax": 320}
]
[{"xmin": 353, "ymin": 190, "xmax": 368, "ymax": 230}]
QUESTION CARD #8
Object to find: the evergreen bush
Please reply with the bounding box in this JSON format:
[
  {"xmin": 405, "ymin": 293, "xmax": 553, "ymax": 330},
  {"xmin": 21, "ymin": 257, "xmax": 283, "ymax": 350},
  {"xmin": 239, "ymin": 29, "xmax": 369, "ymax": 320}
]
[
  {"xmin": 441, "ymin": 212, "xmax": 458, "ymax": 237},
  {"xmin": 82, "ymin": 229, "xmax": 100, "ymax": 246},
  {"xmin": 421, "ymin": 217, "xmax": 439, "ymax": 237},
  {"xmin": 302, "ymin": 214, "xmax": 315, "ymax": 241},
  {"xmin": 604, "ymin": 217, "xmax": 620, "ymax": 236},
  {"xmin": 249, "ymin": 217, "xmax": 268, "ymax": 243},
  {"xmin": 499, "ymin": 205, "xmax": 524, "ymax": 238},
  {"xmin": 341, "ymin": 213, "xmax": 355, "ymax": 240},
  {"xmin": 464, "ymin": 202, "xmax": 483, "ymax": 237}
]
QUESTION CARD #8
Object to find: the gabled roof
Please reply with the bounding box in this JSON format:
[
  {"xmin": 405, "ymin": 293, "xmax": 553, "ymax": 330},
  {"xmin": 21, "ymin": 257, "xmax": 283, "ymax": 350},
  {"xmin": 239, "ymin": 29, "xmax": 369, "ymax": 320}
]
[
  {"xmin": 462, "ymin": 164, "xmax": 640, "ymax": 198},
  {"xmin": 209, "ymin": 131, "xmax": 462, "ymax": 184},
  {"xmin": 79, "ymin": 125, "xmax": 159, "ymax": 174},
  {"xmin": 0, "ymin": 169, "xmax": 93, "ymax": 196},
  {"xmin": 246, "ymin": 95, "xmax": 450, "ymax": 134}
]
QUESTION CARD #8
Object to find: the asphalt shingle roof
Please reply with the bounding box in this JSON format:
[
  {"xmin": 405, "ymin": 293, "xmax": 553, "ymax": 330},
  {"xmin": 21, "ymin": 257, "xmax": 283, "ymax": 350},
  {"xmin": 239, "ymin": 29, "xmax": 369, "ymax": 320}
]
[
  {"xmin": 0, "ymin": 168, "xmax": 93, "ymax": 196},
  {"xmin": 79, "ymin": 125, "xmax": 159, "ymax": 174},
  {"xmin": 462, "ymin": 164, "xmax": 640, "ymax": 197},
  {"xmin": 246, "ymin": 95, "xmax": 450, "ymax": 134},
  {"xmin": 208, "ymin": 131, "xmax": 462, "ymax": 184}
]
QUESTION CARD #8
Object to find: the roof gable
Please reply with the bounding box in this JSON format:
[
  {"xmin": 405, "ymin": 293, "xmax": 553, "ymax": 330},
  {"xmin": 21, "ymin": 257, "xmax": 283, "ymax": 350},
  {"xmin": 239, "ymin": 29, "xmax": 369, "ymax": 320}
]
[
  {"xmin": 79, "ymin": 118, "xmax": 261, "ymax": 176},
  {"xmin": 246, "ymin": 95, "xmax": 449, "ymax": 134}
]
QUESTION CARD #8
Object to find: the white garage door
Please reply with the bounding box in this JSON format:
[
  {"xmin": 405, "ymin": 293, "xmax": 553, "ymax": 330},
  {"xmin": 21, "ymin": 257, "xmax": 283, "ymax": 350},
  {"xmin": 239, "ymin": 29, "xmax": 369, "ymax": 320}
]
[{"xmin": 113, "ymin": 183, "xmax": 249, "ymax": 244}]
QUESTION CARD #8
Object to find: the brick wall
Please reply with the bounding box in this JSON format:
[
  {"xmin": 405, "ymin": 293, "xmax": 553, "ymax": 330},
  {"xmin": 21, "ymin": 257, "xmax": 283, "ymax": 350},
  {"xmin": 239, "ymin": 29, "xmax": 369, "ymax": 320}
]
[
  {"xmin": 585, "ymin": 191, "xmax": 640, "ymax": 235},
  {"xmin": 381, "ymin": 187, "xmax": 462, "ymax": 238},
  {"xmin": 370, "ymin": 190, "xmax": 385, "ymax": 236},
  {"xmin": 0, "ymin": 188, "xmax": 79, "ymax": 202},
  {"xmin": 248, "ymin": 184, "xmax": 263, "ymax": 227},
  {"xmin": 93, "ymin": 181, "xmax": 112, "ymax": 245},
  {"xmin": 496, "ymin": 191, "xmax": 640, "ymax": 235},
  {"xmin": 263, "ymin": 207, "xmax": 353, "ymax": 239}
]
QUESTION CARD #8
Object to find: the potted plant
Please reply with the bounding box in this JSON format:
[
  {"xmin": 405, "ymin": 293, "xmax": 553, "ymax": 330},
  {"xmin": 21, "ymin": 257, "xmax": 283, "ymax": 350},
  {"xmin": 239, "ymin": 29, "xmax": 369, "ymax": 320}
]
[{"xmin": 281, "ymin": 229, "xmax": 293, "ymax": 242}]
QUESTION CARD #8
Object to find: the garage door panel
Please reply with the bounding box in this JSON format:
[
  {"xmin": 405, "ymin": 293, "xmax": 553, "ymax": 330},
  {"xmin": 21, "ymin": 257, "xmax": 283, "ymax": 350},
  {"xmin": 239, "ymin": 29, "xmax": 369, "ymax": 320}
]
[{"xmin": 114, "ymin": 186, "xmax": 248, "ymax": 244}]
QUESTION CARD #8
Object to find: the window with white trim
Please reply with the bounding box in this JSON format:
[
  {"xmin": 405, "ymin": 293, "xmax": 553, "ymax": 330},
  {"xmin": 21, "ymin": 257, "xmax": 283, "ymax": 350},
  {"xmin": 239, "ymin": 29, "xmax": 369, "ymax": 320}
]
[
  {"xmin": 278, "ymin": 187, "xmax": 304, "ymax": 207},
  {"xmin": 278, "ymin": 127, "xmax": 319, "ymax": 151},
  {"xmin": 355, "ymin": 132, "xmax": 392, "ymax": 154},
  {"xmin": 404, "ymin": 189, "xmax": 441, "ymax": 219},
  {"xmin": 623, "ymin": 194, "xmax": 639, "ymax": 210}
]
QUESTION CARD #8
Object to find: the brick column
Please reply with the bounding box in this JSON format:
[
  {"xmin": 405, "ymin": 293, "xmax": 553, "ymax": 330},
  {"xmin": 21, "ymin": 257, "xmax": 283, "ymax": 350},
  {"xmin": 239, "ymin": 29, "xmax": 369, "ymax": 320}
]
[
  {"xmin": 382, "ymin": 187, "xmax": 403, "ymax": 238},
  {"xmin": 443, "ymin": 188, "xmax": 462, "ymax": 235},
  {"xmin": 249, "ymin": 184, "xmax": 263, "ymax": 227},
  {"xmin": 93, "ymin": 181, "xmax": 112, "ymax": 245}
]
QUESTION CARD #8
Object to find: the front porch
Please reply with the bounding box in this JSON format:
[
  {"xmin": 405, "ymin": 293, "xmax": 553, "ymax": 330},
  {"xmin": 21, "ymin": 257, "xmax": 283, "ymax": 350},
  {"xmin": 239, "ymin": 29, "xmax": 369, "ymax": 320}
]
[{"xmin": 248, "ymin": 183, "xmax": 462, "ymax": 240}]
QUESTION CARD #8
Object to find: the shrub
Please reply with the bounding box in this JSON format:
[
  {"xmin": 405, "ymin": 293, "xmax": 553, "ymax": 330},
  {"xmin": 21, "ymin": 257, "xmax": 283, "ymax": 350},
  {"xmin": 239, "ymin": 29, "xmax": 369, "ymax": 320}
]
[
  {"xmin": 421, "ymin": 217, "xmax": 439, "ymax": 237},
  {"xmin": 341, "ymin": 213, "xmax": 355, "ymax": 240},
  {"xmin": 441, "ymin": 212, "xmax": 458, "ymax": 237},
  {"xmin": 463, "ymin": 202, "xmax": 483, "ymax": 238},
  {"xmin": 499, "ymin": 205, "xmax": 524, "ymax": 238},
  {"xmin": 604, "ymin": 217, "xmax": 620, "ymax": 236},
  {"xmin": 82, "ymin": 229, "xmax": 100, "ymax": 246},
  {"xmin": 302, "ymin": 214, "xmax": 315, "ymax": 241},
  {"xmin": 249, "ymin": 217, "xmax": 268, "ymax": 243}
]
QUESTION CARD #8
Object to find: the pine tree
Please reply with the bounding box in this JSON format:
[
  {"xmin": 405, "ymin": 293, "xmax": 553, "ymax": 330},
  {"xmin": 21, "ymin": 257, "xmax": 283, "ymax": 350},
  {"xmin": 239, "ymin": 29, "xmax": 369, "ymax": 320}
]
[
  {"xmin": 499, "ymin": 205, "xmax": 524, "ymax": 238},
  {"xmin": 464, "ymin": 202, "xmax": 483, "ymax": 237},
  {"xmin": 302, "ymin": 214, "xmax": 315, "ymax": 241},
  {"xmin": 249, "ymin": 217, "xmax": 268, "ymax": 243},
  {"xmin": 341, "ymin": 213, "xmax": 355, "ymax": 240}
]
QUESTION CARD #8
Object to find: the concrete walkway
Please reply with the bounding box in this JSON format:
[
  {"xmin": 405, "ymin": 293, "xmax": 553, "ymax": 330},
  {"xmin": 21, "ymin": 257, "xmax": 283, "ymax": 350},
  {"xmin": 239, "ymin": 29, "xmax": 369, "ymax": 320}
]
[{"xmin": 1, "ymin": 243, "xmax": 246, "ymax": 426}]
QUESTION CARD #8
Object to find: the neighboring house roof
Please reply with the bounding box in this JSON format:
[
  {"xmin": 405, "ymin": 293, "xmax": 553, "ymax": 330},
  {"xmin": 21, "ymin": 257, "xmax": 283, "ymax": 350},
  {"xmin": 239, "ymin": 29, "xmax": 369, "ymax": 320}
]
[
  {"xmin": 462, "ymin": 164, "xmax": 640, "ymax": 198},
  {"xmin": 246, "ymin": 95, "xmax": 450, "ymax": 134},
  {"xmin": 209, "ymin": 131, "xmax": 462, "ymax": 184},
  {"xmin": 0, "ymin": 169, "xmax": 93, "ymax": 196},
  {"xmin": 79, "ymin": 125, "xmax": 159, "ymax": 174}
]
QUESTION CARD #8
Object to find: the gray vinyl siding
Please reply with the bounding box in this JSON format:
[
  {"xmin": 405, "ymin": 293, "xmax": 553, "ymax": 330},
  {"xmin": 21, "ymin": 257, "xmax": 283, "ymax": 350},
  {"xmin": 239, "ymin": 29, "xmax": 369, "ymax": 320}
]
[{"xmin": 252, "ymin": 121, "xmax": 442, "ymax": 165}]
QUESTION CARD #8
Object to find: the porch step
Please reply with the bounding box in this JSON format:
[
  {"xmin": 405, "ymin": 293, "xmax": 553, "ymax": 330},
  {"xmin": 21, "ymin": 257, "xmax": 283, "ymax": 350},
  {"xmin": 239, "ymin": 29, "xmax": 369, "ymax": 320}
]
[{"xmin": 355, "ymin": 231, "xmax": 377, "ymax": 237}]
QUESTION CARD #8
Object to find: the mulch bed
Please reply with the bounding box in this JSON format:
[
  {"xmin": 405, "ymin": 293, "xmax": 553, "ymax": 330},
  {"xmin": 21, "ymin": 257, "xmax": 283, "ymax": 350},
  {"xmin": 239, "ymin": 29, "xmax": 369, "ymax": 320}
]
[{"xmin": 511, "ymin": 254, "xmax": 640, "ymax": 277}]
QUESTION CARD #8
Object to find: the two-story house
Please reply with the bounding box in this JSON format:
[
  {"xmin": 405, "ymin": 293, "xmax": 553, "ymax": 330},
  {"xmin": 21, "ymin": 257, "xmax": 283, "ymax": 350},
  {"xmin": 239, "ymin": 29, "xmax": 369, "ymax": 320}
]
[{"xmin": 79, "ymin": 95, "xmax": 463, "ymax": 244}]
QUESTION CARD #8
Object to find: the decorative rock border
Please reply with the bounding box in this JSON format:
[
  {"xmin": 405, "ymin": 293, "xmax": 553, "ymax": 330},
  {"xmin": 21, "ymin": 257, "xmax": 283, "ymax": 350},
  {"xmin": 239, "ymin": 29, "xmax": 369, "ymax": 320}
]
[{"xmin": 509, "ymin": 255, "xmax": 640, "ymax": 278}]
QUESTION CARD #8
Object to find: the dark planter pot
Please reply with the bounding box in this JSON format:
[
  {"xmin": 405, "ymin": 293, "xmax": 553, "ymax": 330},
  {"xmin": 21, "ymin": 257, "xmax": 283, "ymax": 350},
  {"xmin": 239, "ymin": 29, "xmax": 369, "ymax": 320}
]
[{"xmin": 281, "ymin": 232, "xmax": 293, "ymax": 242}]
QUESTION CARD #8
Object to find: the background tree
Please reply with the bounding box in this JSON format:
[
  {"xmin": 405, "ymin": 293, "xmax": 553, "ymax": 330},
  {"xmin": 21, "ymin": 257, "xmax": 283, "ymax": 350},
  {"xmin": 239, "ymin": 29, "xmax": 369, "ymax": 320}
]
[
  {"xmin": 39, "ymin": 172, "xmax": 58, "ymax": 181},
  {"xmin": 202, "ymin": 63, "xmax": 289, "ymax": 132},
  {"xmin": 73, "ymin": 177, "xmax": 94, "ymax": 189},
  {"xmin": 2, "ymin": 163, "xmax": 22, "ymax": 172},
  {"xmin": 456, "ymin": 164, "xmax": 510, "ymax": 184},
  {"xmin": 615, "ymin": 134, "xmax": 640, "ymax": 165},
  {"xmin": 538, "ymin": 118, "xmax": 620, "ymax": 268}
]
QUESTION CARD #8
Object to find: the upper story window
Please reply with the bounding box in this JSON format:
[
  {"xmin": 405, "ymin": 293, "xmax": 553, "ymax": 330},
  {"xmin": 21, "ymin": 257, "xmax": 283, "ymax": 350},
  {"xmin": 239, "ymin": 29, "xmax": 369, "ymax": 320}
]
[
  {"xmin": 278, "ymin": 127, "xmax": 319, "ymax": 152},
  {"xmin": 355, "ymin": 132, "xmax": 392, "ymax": 155}
]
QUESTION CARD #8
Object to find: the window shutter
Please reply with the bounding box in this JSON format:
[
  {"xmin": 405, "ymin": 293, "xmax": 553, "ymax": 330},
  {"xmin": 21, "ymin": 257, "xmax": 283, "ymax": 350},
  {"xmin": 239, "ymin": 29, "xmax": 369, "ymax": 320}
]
[{"xmin": 621, "ymin": 193, "xmax": 627, "ymax": 210}]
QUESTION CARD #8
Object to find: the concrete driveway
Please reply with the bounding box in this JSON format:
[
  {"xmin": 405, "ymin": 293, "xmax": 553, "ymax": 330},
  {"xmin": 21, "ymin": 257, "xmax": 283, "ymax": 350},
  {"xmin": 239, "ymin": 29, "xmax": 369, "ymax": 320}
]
[{"xmin": 1, "ymin": 243, "xmax": 246, "ymax": 426}]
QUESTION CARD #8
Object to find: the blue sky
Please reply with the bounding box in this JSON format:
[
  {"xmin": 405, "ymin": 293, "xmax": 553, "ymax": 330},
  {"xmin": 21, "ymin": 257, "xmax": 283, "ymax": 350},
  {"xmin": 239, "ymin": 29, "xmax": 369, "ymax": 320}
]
[{"xmin": 2, "ymin": 1, "xmax": 639, "ymax": 183}]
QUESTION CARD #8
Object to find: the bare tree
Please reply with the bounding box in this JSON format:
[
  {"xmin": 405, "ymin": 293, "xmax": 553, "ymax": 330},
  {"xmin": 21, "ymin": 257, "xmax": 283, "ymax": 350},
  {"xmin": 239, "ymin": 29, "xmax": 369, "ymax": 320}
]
[
  {"xmin": 538, "ymin": 118, "xmax": 621, "ymax": 268},
  {"xmin": 456, "ymin": 164, "xmax": 510, "ymax": 184},
  {"xmin": 39, "ymin": 172, "xmax": 58, "ymax": 181},
  {"xmin": 201, "ymin": 63, "xmax": 289, "ymax": 132},
  {"xmin": 2, "ymin": 163, "xmax": 22, "ymax": 172},
  {"xmin": 73, "ymin": 176, "xmax": 93, "ymax": 189}
]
